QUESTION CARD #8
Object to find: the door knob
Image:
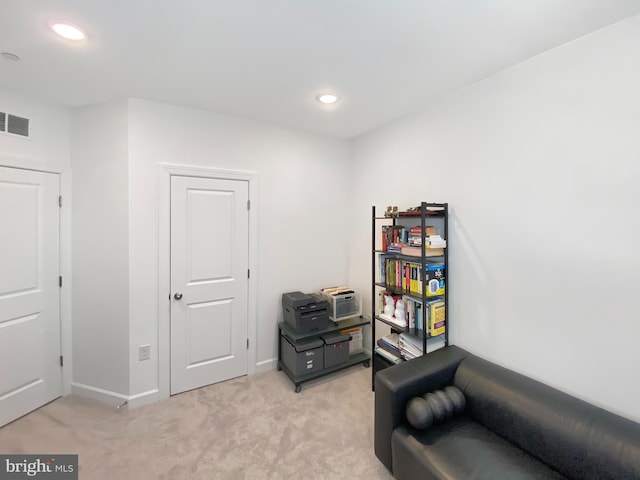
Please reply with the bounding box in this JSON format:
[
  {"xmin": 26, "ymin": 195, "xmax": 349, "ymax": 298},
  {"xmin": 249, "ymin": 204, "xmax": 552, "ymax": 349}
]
[{"xmin": 174, "ymin": 292, "xmax": 183, "ymax": 300}]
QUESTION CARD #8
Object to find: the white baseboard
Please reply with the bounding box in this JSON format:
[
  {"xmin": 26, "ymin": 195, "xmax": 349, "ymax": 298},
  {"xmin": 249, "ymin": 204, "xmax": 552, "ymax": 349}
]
[
  {"xmin": 127, "ymin": 389, "xmax": 160, "ymax": 409},
  {"xmin": 70, "ymin": 382, "xmax": 128, "ymax": 407},
  {"xmin": 70, "ymin": 382, "xmax": 159, "ymax": 409},
  {"xmin": 71, "ymin": 361, "xmax": 277, "ymax": 409},
  {"xmin": 255, "ymin": 358, "xmax": 277, "ymax": 373}
]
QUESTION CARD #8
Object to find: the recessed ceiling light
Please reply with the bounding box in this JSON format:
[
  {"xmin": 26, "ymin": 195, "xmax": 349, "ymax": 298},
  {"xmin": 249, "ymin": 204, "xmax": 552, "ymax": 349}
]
[
  {"xmin": 317, "ymin": 93, "xmax": 339, "ymax": 105},
  {"xmin": 51, "ymin": 23, "xmax": 86, "ymax": 41},
  {"xmin": 1, "ymin": 52, "xmax": 20, "ymax": 61}
]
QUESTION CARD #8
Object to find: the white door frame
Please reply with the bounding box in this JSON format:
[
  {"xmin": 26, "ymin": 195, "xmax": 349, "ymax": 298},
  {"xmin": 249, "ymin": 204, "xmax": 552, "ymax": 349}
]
[
  {"xmin": 0, "ymin": 161, "xmax": 72, "ymax": 397},
  {"xmin": 158, "ymin": 164, "xmax": 258, "ymax": 400}
]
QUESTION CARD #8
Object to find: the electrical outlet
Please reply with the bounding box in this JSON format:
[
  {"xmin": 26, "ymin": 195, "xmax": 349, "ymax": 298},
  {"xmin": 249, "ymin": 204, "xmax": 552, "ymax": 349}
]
[{"xmin": 138, "ymin": 344, "xmax": 151, "ymax": 361}]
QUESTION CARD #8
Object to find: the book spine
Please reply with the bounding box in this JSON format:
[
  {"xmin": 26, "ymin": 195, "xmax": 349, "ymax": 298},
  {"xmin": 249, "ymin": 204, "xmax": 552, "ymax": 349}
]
[
  {"xmin": 375, "ymin": 347, "xmax": 403, "ymax": 364},
  {"xmin": 407, "ymin": 298, "xmax": 415, "ymax": 330},
  {"xmin": 381, "ymin": 226, "xmax": 388, "ymax": 252},
  {"xmin": 376, "ymin": 339, "xmax": 402, "ymax": 356},
  {"xmin": 412, "ymin": 263, "xmax": 418, "ymax": 294},
  {"xmin": 404, "ymin": 262, "xmax": 410, "ymax": 291}
]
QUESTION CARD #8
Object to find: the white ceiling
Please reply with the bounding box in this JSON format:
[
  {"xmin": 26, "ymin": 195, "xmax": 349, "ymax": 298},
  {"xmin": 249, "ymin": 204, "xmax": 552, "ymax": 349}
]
[{"xmin": 1, "ymin": 1, "xmax": 640, "ymax": 138}]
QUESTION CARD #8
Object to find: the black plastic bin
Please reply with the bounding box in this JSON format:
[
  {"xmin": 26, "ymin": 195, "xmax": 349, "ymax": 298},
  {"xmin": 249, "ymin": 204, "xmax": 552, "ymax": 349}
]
[
  {"xmin": 321, "ymin": 332, "xmax": 351, "ymax": 368},
  {"xmin": 280, "ymin": 334, "xmax": 324, "ymax": 376}
]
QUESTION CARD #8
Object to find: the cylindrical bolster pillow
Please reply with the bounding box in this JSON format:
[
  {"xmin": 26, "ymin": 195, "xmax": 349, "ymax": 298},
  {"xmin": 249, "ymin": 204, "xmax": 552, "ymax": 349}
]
[
  {"xmin": 406, "ymin": 397, "xmax": 434, "ymax": 429},
  {"xmin": 406, "ymin": 385, "xmax": 466, "ymax": 430}
]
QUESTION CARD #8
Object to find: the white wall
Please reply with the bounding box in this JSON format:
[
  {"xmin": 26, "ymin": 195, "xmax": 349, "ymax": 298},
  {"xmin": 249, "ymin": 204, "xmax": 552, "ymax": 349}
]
[
  {"xmin": 0, "ymin": 88, "xmax": 70, "ymax": 172},
  {"xmin": 350, "ymin": 15, "xmax": 640, "ymax": 421},
  {"xmin": 128, "ymin": 99, "xmax": 352, "ymax": 398},
  {"xmin": 71, "ymin": 99, "xmax": 130, "ymax": 399}
]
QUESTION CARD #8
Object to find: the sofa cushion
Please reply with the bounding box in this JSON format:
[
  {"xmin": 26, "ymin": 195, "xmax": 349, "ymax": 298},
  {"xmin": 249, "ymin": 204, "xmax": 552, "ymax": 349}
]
[
  {"xmin": 406, "ymin": 396, "xmax": 434, "ymax": 430},
  {"xmin": 453, "ymin": 355, "xmax": 640, "ymax": 480},
  {"xmin": 391, "ymin": 417, "xmax": 566, "ymax": 480},
  {"xmin": 406, "ymin": 386, "xmax": 466, "ymax": 430}
]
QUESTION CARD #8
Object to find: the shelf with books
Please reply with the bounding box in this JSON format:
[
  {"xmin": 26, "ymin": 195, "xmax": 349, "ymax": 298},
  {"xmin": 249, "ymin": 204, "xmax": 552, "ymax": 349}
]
[
  {"xmin": 371, "ymin": 202, "xmax": 449, "ymax": 390},
  {"xmin": 374, "ymin": 330, "xmax": 447, "ymax": 368},
  {"xmin": 374, "ymin": 283, "xmax": 445, "ymax": 300},
  {"xmin": 374, "ymin": 315, "xmax": 445, "ymax": 340},
  {"xmin": 375, "ymin": 297, "xmax": 446, "ymax": 337},
  {"xmin": 376, "ymin": 252, "xmax": 445, "ymax": 297}
]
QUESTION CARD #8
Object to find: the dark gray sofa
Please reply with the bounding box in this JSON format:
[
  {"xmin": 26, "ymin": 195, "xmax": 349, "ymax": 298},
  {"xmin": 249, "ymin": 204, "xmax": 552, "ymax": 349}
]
[{"xmin": 375, "ymin": 345, "xmax": 640, "ymax": 479}]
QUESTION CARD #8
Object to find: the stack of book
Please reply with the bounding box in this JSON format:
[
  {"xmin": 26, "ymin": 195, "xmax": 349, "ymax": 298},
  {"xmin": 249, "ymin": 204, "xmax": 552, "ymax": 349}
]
[
  {"xmin": 427, "ymin": 235, "xmax": 447, "ymax": 248},
  {"xmin": 386, "ymin": 244, "xmax": 403, "ymax": 254},
  {"xmin": 408, "ymin": 226, "xmax": 437, "ymax": 246},
  {"xmin": 375, "ymin": 333, "xmax": 404, "ymax": 364},
  {"xmin": 399, "ymin": 333, "xmax": 424, "ymax": 360},
  {"xmin": 400, "ymin": 245, "xmax": 444, "ymax": 257}
]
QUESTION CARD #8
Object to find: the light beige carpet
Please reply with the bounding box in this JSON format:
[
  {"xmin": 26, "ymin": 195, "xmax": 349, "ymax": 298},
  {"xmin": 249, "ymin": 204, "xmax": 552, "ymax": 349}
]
[{"xmin": 0, "ymin": 366, "xmax": 393, "ymax": 480}]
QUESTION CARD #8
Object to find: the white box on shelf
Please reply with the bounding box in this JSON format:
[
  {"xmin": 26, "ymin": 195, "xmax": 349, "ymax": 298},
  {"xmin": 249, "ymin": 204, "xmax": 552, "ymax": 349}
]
[{"xmin": 321, "ymin": 287, "xmax": 362, "ymax": 321}]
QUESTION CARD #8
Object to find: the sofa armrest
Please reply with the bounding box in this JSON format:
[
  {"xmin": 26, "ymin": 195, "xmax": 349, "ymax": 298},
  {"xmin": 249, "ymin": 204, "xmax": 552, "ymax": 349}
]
[{"xmin": 374, "ymin": 345, "xmax": 470, "ymax": 472}]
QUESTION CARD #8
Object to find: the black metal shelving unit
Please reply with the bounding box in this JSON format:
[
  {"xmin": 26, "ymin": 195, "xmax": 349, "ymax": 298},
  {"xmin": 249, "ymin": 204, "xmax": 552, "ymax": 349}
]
[{"xmin": 371, "ymin": 202, "xmax": 449, "ymax": 390}]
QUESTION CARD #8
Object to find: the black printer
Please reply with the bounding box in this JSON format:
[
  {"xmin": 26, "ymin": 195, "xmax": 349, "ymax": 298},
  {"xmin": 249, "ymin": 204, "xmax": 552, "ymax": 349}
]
[{"xmin": 282, "ymin": 291, "xmax": 330, "ymax": 333}]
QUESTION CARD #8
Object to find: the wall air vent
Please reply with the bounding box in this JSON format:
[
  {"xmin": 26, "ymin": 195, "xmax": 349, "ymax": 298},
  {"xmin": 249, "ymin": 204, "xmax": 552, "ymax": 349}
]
[
  {"xmin": 0, "ymin": 111, "xmax": 30, "ymax": 137},
  {"xmin": 7, "ymin": 114, "xmax": 30, "ymax": 137}
]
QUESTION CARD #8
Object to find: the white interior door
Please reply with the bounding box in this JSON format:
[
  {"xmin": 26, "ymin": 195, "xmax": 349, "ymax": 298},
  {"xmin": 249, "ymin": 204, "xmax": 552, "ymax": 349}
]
[
  {"xmin": 0, "ymin": 166, "xmax": 61, "ymax": 427},
  {"xmin": 170, "ymin": 175, "xmax": 249, "ymax": 395}
]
